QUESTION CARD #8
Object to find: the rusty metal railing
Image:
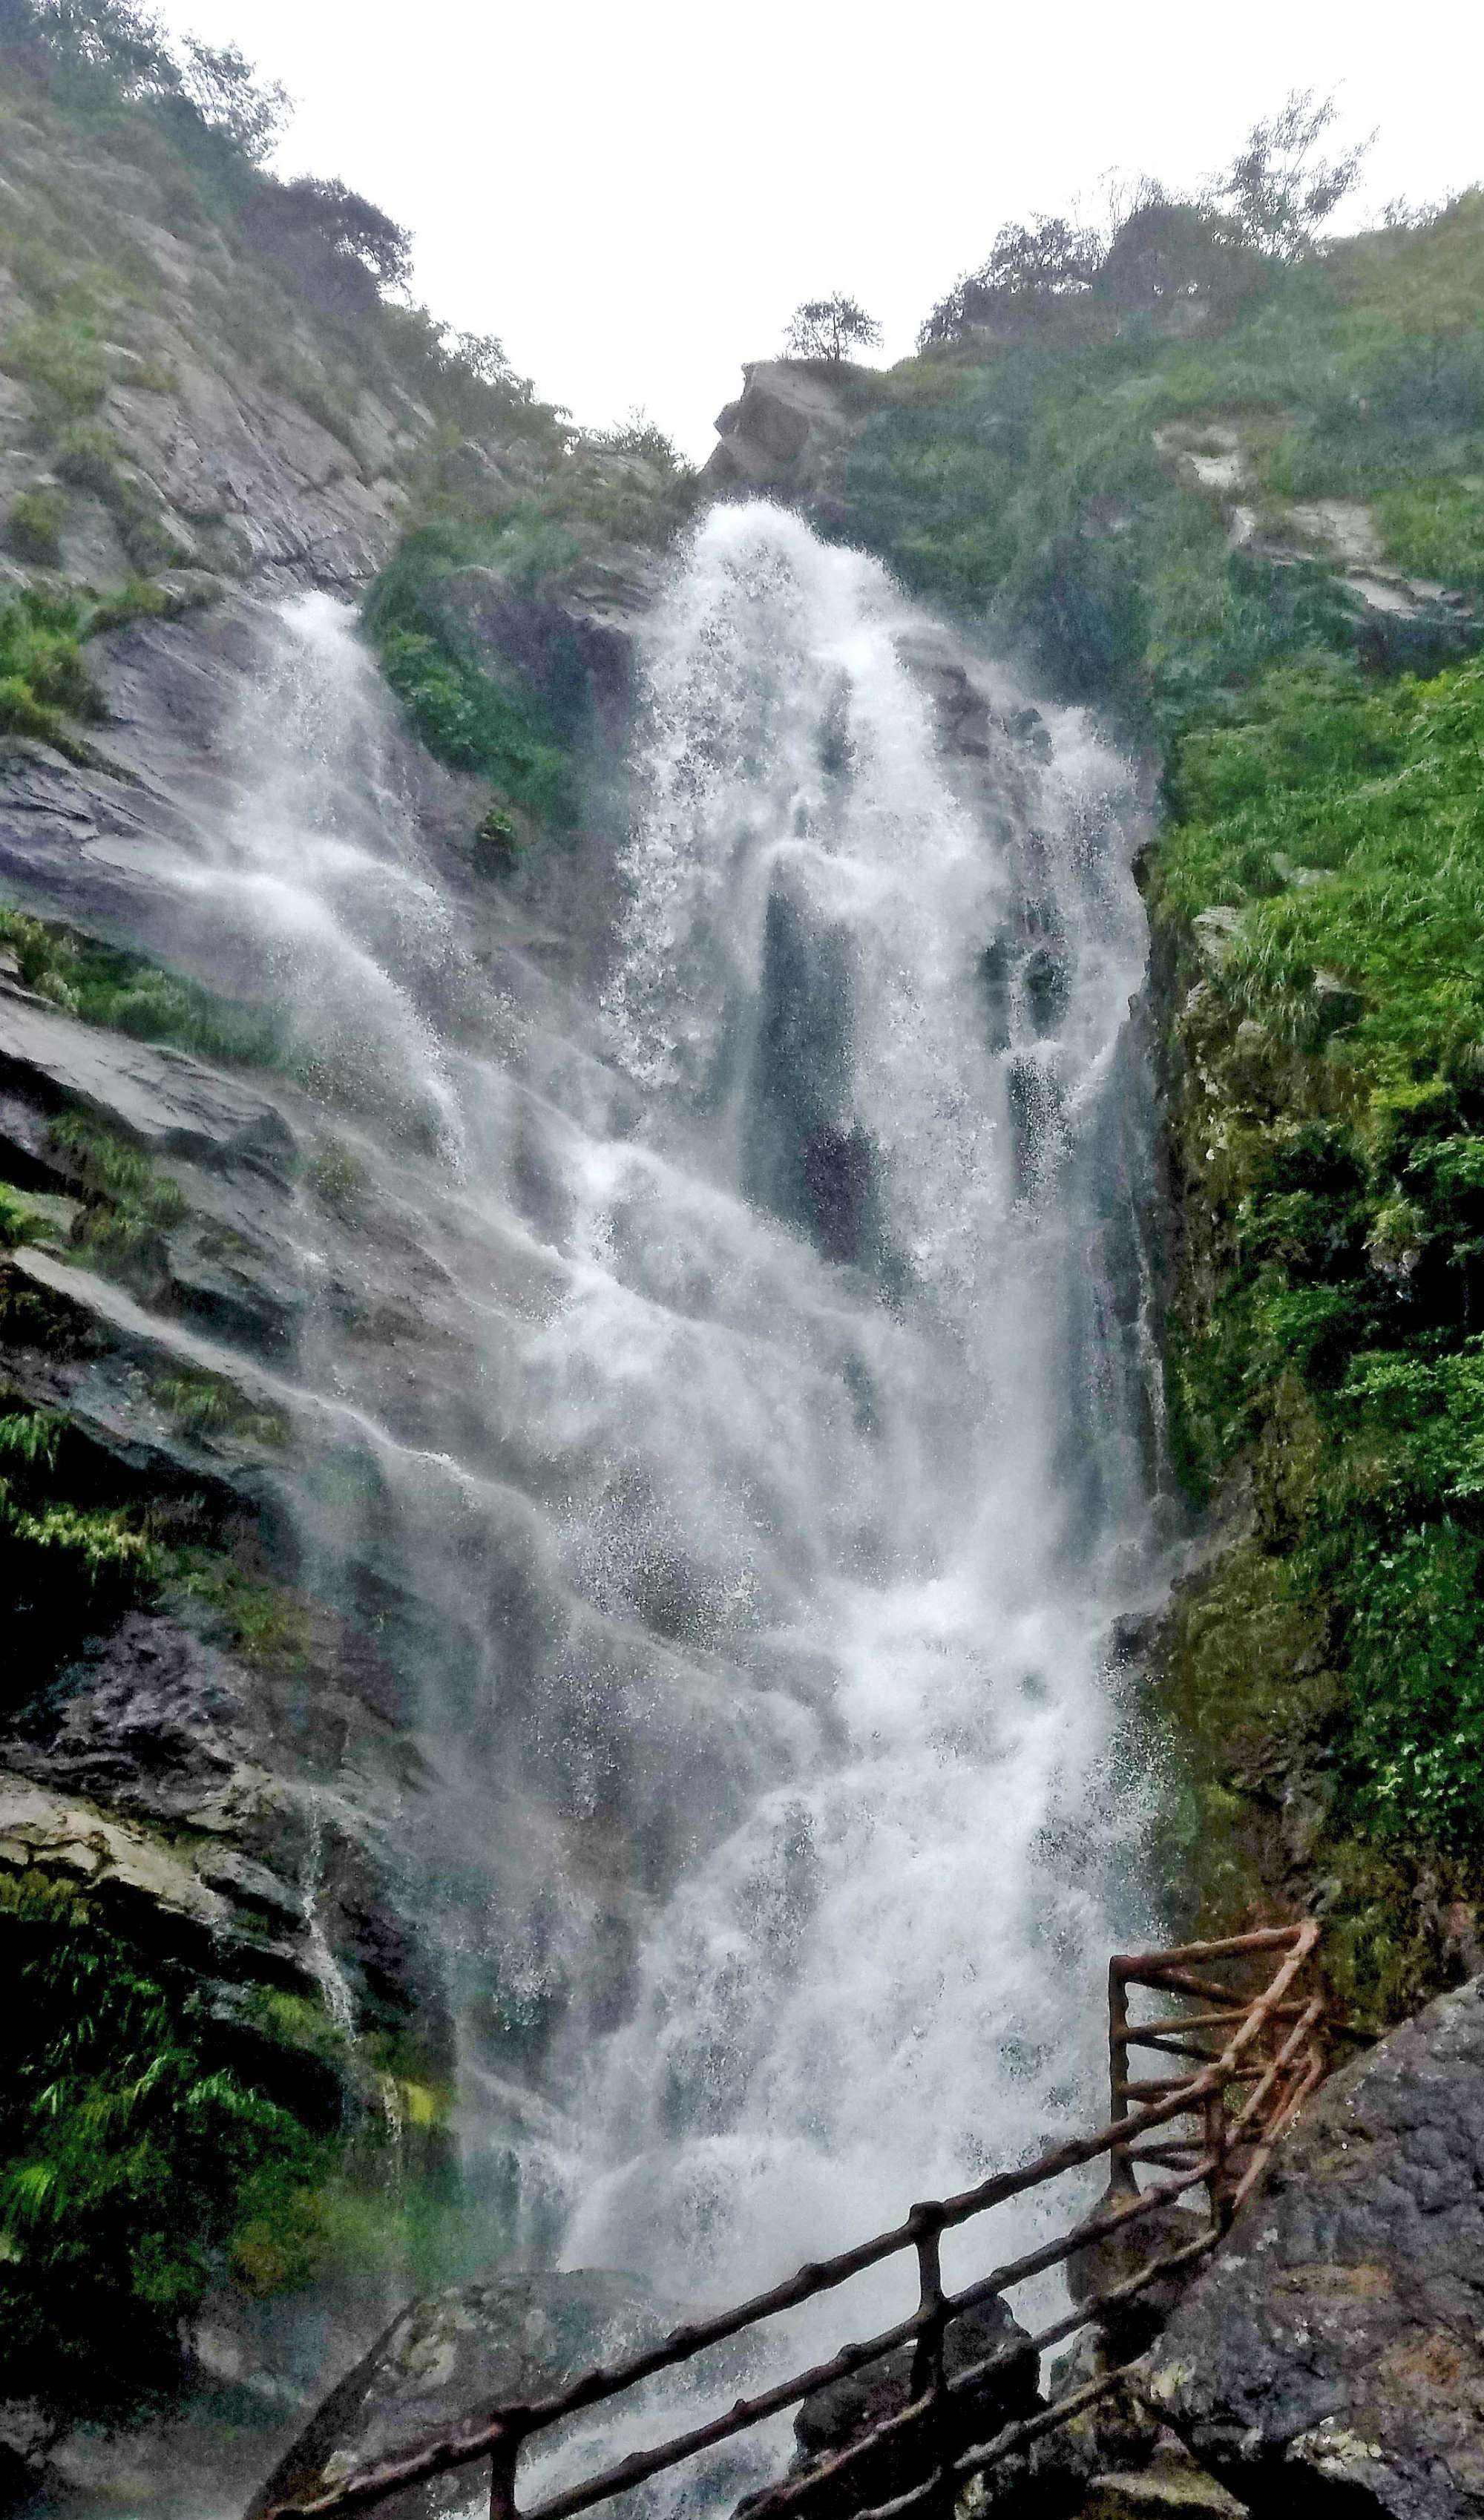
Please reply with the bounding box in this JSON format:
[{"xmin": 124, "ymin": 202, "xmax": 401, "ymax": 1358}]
[{"xmin": 267, "ymin": 1923, "xmax": 1324, "ymax": 2520}]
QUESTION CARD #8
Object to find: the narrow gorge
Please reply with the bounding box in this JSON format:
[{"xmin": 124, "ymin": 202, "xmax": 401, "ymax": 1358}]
[{"xmin": 4, "ymin": 15, "xmax": 1484, "ymax": 2519}]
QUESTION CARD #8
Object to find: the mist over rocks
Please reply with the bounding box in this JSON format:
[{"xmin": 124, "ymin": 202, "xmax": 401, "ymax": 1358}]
[{"xmin": 245, "ymin": 2274, "xmax": 681, "ymax": 2520}]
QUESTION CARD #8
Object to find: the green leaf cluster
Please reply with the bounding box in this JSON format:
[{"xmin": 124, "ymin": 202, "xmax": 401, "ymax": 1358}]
[
  {"xmin": 0, "ymin": 1403, "xmax": 160, "ymax": 1662},
  {"xmin": 364, "ymin": 513, "xmax": 580, "ymax": 823},
  {"xmin": 0, "ymin": 903, "xmax": 284, "ymax": 1065},
  {"xmin": 0, "ymin": 1877, "xmax": 321, "ymax": 2437}
]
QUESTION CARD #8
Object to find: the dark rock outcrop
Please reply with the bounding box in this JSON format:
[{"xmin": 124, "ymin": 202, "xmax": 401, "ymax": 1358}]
[
  {"xmin": 245, "ymin": 2272, "xmax": 679, "ymax": 2520},
  {"xmin": 0, "ymin": 974, "xmax": 296, "ymax": 1176},
  {"xmin": 1028, "ymin": 2338, "xmax": 1246, "ymax": 2519},
  {"xmin": 699, "ymin": 360, "xmax": 870, "ymax": 510},
  {"xmin": 1144, "ymin": 1975, "xmax": 1484, "ymax": 2515},
  {"xmin": 788, "ymin": 2296, "xmax": 1041, "ymax": 2513}
]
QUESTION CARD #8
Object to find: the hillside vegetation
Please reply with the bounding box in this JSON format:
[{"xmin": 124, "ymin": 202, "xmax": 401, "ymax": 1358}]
[{"xmin": 821, "ymin": 166, "xmax": 1484, "ymax": 2016}]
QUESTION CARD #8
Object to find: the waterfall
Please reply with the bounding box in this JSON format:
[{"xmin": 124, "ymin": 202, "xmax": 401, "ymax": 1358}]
[
  {"xmin": 543, "ymin": 507, "xmax": 1161, "ymax": 2311},
  {"xmin": 169, "ymin": 504, "xmax": 1163, "ymax": 2468}
]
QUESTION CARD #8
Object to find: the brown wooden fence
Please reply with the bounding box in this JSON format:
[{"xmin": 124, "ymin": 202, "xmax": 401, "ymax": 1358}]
[{"xmin": 269, "ymin": 1923, "xmax": 1325, "ymax": 2520}]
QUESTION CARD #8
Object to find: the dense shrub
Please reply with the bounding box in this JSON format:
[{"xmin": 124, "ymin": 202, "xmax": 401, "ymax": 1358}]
[
  {"xmin": 1153, "ymin": 658, "xmax": 1484, "ymax": 1855},
  {"xmin": 0, "ymin": 586, "xmax": 98, "ymax": 749},
  {"xmin": 0, "ymin": 1877, "xmax": 321, "ymax": 2440},
  {"xmin": 364, "ymin": 513, "xmax": 580, "ymax": 818}
]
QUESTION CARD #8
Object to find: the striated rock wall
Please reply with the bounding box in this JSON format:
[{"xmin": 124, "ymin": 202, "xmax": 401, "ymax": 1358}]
[{"xmin": 0, "ymin": 63, "xmax": 429, "ymax": 595}]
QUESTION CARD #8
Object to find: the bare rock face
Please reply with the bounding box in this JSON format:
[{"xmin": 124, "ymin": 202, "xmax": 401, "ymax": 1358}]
[
  {"xmin": 1143, "ymin": 1975, "xmax": 1484, "ymax": 2516},
  {"xmin": 0, "ymin": 974, "xmax": 296, "ymax": 1176},
  {"xmin": 699, "ymin": 361, "xmax": 867, "ymax": 508},
  {"xmin": 244, "ymin": 2272, "xmax": 679, "ymax": 2520}
]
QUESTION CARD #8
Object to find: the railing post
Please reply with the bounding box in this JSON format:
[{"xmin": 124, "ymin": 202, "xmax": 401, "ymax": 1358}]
[
  {"xmin": 1202, "ymin": 2082, "xmax": 1232, "ymax": 2232},
  {"xmin": 1108, "ymin": 1958, "xmax": 1132, "ymax": 2188},
  {"xmin": 489, "ymin": 2426, "xmax": 520, "ymax": 2520},
  {"xmin": 908, "ymin": 2205, "xmax": 949, "ymax": 2518}
]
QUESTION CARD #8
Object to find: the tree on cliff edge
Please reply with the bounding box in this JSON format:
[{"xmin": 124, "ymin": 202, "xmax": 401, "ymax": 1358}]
[
  {"xmin": 784, "ymin": 295, "xmax": 884, "ymax": 362},
  {"xmin": 1212, "ymin": 88, "xmax": 1375, "ymax": 262}
]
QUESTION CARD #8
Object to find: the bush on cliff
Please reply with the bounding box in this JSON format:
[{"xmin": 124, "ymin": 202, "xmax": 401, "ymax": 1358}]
[
  {"xmin": 842, "ymin": 191, "xmax": 1484, "ymax": 722},
  {"xmin": 1152, "ymin": 655, "xmax": 1484, "ymax": 1882},
  {"xmin": 0, "ymin": 1879, "xmax": 318, "ymax": 2442}
]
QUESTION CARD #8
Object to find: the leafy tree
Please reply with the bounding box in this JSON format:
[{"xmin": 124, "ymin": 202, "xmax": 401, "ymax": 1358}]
[
  {"xmin": 243, "ymin": 174, "xmax": 413, "ymax": 314},
  {"xmin": 919, "ymin": 215, "xmax": 1101, "ymax": 346},
  {"xmin": 1, "ymin": 0, "xmax": 174, "ymax": 101},
  {"xmin": 1095, "ymin": 186, "xmax": 1259, "ymax": 316},
  {"xmin": 174, "ymin": 36, "xmax": 289, "ymax": 164},
  {"xmin": 784, "ymin": 294, "xmax": 883, "ymax": 362},
  {"xmin": 1212, "ymin": 88, "xmax": 1374, "ymax": 262}
]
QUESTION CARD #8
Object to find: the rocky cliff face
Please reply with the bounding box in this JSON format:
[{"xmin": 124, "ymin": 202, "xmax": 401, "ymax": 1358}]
[
  {"xmin": 0, "ymin": 43, "xmax": 693, "ymax": 2506},
  {"xmin": 0, "ymin": 65, "xmax": 427, "ymax": 595}
]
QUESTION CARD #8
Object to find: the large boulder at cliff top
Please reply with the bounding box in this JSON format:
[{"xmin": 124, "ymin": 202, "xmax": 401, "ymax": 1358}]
[
  {"xmin": 245, "ymin": 2272, "xmax": 680, "ymax": 2520},
  {"xmin": 1144, "ymin": 1974, "xmax": 1484, "ymax": 2516},
  {"xmin": 699, "ymin": 359, "xmax": 865, "ymax": 502}
]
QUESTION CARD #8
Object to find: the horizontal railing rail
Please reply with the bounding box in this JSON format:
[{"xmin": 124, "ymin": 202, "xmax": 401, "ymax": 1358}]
[{"xmin": 268, "ymin": 1923, "xmax": 1325, "ymax": 2520}]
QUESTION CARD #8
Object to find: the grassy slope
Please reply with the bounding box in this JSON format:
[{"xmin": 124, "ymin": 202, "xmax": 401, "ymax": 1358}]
[
  {"xmin": 841, "ymin": 198, "xmax": 1484, "ymax": 709},
  {"xmin": 830, "ymin": 200, "xmax": 1484, "ymax": 2018}
]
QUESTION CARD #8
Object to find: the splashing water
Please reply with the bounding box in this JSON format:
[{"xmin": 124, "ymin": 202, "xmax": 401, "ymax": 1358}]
[
  {"xmin": 180, "ymin": 588, "xmax": 467, "ymax": 1156},
  {"xmin": 533, "ymin": 505, "xmax": 1163, "ymax": 2320},
  {"xmin": 150, "ymin": 518, "xmax": 1165, "ymax": 2493}
]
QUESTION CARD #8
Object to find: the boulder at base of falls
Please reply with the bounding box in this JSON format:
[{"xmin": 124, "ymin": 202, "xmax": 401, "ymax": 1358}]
[
  {"xmin": 779, "ymin": 2295, "xmax": 1042, "ymax": 2515},
  {"xmin": 1140, "ymin": 1974, "xmax": 1484, "ymax": 2516},
  {"xmin": 243, "ymin": 2272, "xmax": 680, "ymax": 2520}
]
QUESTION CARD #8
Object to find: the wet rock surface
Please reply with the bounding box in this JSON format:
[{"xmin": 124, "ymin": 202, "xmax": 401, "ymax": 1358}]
[
  {"xmin": 0, "ymin": 973, "xmax": 296, "ymax": 1175},
  {"xmin": 1143, "ymin": 1975, "xmax": 1484, "ymax": 2516},
  {"xmin": 244, "ymin": 2272, "xmax": 680, "ymax": 2520},
  {"xmin": 789, "ymin": 2297, "xmax": 1041, "ymax": 2515}
]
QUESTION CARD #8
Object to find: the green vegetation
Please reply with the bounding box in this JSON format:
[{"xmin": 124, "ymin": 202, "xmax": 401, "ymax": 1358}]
[
  {"xmin": 0, "ymin": 904, "xmax": 284, "ymax": 1064},
  {"xmin": 0, "ymin": 1402, "xmax": 160, "ymax": 1661},
  {"xmin": 165, "ymin": 1543, "xmax": 314, "ymax": 1672},
  {"xmin": 0, "ymin": 571, "xmax": 212, "ymax": 757},
  {"xmin": 0, "ymin": 1877, "xmax": 329, "ymax": 2441},
  {"xmin": 0, "ymin": 586, "xmax": 99, "ymax": 753},
  {"xmin": 364, "ymin": 512, "xmax": 581, "ymax": 820},
  {"xmin": 1147, "ymin": 656, "xmax": 1484, "ymax": 2007},
  {"xmin": 837, "ymin": 191, "xmax": 1484, "ymax": 727},
  {"xmin": 149, "ymin": 1365, "xmax": 289, "ymax": 1451}
]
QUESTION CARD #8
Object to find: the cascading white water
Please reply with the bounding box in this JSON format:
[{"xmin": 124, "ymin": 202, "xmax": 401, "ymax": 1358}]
[
  {"xmin": 536, "ymin": 507, "xmax": 1160, "ymax": 2320},
  {"xmin": 169, "ymin": 588, "xmax": 468, "ymax": 1156},
  {"xmin": 160, "ymin": 505, "xmax": 1165, "ymax": 2500}
]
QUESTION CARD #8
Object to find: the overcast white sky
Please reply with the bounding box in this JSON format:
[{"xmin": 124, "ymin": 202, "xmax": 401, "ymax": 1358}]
[{"xmin": 151, "ymin": 0, "xmax": 1484, "ymax": 459}]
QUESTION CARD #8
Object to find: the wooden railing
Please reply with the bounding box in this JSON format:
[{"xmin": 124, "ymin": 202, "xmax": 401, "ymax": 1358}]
[{"xmin": 268, "ymin": 1923, "xmax": 1325, "ymax": 2520}]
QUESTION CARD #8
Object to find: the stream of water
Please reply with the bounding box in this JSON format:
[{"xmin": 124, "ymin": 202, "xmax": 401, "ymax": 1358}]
[{"xmin": 188, "ymin": 502, "xmax": 1168, "ymax": 2499}]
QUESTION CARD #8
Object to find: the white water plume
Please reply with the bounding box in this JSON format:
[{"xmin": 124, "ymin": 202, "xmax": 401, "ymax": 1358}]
[
  {"xmin": 177, "ymin": 588, "xmax": 467, "ymax": 1156},
  {"xmin": 145, "ymin": 512, "xmax": 1166, "ymax": 2501},
  {"xmin": 537, "ymin": 505, "xmax": 1163, "ymax": 2325}
]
